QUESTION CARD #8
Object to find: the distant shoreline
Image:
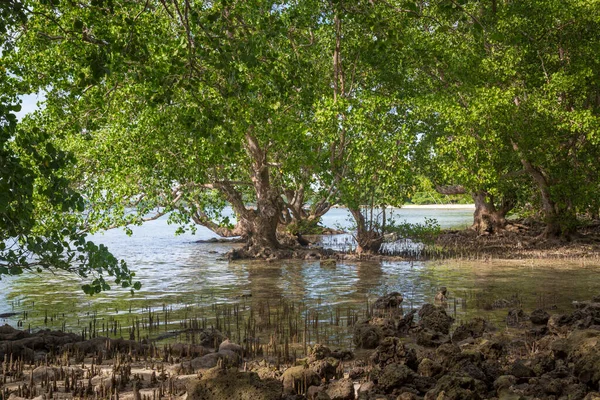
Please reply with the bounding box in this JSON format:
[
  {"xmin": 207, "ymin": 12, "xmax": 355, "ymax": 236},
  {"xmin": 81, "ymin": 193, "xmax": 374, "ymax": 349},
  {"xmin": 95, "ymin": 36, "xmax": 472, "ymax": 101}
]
[
  {"xmin": 401, "ymin": 204, "xmax": 475, "ymax": 210},
  {"xmin": 332, "ymin": 204, "xmax": 475, "ymax": 210}
]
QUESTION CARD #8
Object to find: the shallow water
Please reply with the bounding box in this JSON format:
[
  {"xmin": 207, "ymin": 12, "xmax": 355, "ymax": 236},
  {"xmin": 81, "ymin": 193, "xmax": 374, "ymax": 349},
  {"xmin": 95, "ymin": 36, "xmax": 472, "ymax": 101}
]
[{"xmin": 0, "ymin": 207, "xmax": 598, "ymax": 351}]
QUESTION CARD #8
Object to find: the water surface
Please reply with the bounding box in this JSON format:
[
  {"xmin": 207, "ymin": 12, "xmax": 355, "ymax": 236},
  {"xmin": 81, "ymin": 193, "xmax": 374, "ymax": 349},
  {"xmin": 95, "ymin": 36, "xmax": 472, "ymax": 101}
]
[{"xmin": 1, "ymin": 207, "xmax": 597, "ymax": 350}]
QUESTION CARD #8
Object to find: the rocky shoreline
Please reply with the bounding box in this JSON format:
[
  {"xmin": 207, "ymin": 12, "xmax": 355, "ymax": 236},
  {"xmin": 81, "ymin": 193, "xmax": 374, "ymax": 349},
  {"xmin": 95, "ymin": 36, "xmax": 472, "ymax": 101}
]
[{"xmin": 3, "ymin": 291, "xmax": 600, "ymax": 399}]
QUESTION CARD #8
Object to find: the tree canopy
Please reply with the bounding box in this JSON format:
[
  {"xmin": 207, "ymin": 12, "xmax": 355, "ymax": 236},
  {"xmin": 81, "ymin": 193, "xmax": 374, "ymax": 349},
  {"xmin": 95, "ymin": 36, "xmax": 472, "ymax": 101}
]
[
  {"xmin": 2, "ymin": 0, "xmax": 599, "ymax": 264},
  {"xmin": 1, "ymin": 1, "xmax": 139, "ymax": 292}
]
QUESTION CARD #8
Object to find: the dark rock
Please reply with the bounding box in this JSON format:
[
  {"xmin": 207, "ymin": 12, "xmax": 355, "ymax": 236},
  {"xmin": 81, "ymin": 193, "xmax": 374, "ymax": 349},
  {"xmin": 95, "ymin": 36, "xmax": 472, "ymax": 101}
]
[
  {"xmin": 530, "ymin": 309, "xmax": 550, "ymax": 325},
  {"xmin": 410, "ymin": 375, "xmax": 437, "ymax": 394},
  {"xmin": 418, "ymin": 304, "xmax": 454, "ymax": 334},
  {"xmin": 378, "ymin": 363, "xmax": 415, "ymax": 393},
  {"xmin": 563, "ymin": 383, "xmax": 589, "ymax": 400},
  {"xmin": 506, "ymin": 309, "xmax": 528, "ymax": 327},
  {"xmin": 530, "ymin": 353, "xmax": 555, "ymax": 376},
  {"xmin": 548, "ymin": 313, "xmax": 572, "ymax": 335},
  {"xmin": 416, "ymin": 328, "xmax": 450, "ymax": 348},
  {"xmin": 435, "ymin": 343, "xmax": 461, "ymax": 367},
  {"xmin": 187, "ymin": 367, "xmax": 282, "ymax": 400},
  {"xmin": 451, "ymin": 318, "xmax": 488, "ymax": 343},
  {"xmin": 310, "ymin": 359, "xmax": 337, "ymax": 380},
  {"xmin": 451, "ymin": 359, "xmax": 487, "ymax": 382},
  {"xmin": 454, "ymin": 349, "xmax": 484, "ymax": 365},
  {"xmin": 418, "ymin": 358, "xmax": 443, "ymax": 378},
  {"xmin": 477, "ymin": 338, "xmax": 505, "ymax": 360},
  {"xmin": 190, "ymin": 350, "xmax": 239, "ymax": 370},
  {"xmin": 348, "ymin": 367, "xmax": 365, "ymax": 380},
  {"xmin": 481, "ymin": 359, "xmax": 503, "ymax": 383},
  {"xmin": 396, "ymin": 309, "xmax": 416, "ymax": 334},
  {"xmin": 0, "ymin": 324, "xmax": 28, "ymax": 341},
  {"xmin": 528, "ymin": 324, "xmax": 548, "ymax": 337},
  {"xmin": 198, "ymin": 328, "xmax": 226, "ymax": 348},
  {"xmin": 493, "ymin": 374, "xmax": 516, "ymax": 391},
  {"xmin": 550, "ymin": 338, "xmax": 569, "ymax": 359},
  {"xmin": 330, "ymin": 349, "xmax": 353, "ymax": 361},
  {"xmin": 325, "ymin": 379, "xmax": 354, "ymax": 400},
  {"xmin": 353, "ymin": 320, "xmax": 383, "ymax": 349},
  {"xmin": 565, "ymin": 329, "xmax": 600, "ymax": 360},
  {"xmin": 374, "ymin": 292, "xmax": 404, "ymax": 309},
  {"xmin": 424, "ymin": 374, "xmax": 487, "ymax": 400},
  {"xmin": 574, "ymin": 346, "xmax": 600, "ymax": 386},
  {"xmin": 309, "ymin": 344, "xmax": 332, "ymax": 361},
  {"xmin": 509, "ymin": 360, "xmax": 535, "ymax": 380},
  {"xmin": 371, "ymin": 336, "xmax": 418, "ymax": 370}
]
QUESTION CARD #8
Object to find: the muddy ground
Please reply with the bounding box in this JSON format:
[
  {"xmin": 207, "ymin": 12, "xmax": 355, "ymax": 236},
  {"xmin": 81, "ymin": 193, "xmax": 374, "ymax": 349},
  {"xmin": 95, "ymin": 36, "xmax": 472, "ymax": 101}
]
[{"xmin": 4, "ymin": 290, "xmax": 600, "ymax": 399}]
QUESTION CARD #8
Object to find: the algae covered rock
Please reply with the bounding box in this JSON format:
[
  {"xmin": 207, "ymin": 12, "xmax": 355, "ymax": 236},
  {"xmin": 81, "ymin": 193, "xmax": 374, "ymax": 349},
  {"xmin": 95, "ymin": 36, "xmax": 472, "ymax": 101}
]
[
  {"xmin": 353, "ymin": 320, "xmax": 383, "ymax": 349},
  {"xmin": 418, "ymin": 358, "xmax": 443, "ymax": 378},
  {"xmin": 451, "ymin": 318, "xmax": 489, "ymax": 343},
  {"xmin": 418, "ymin": 304, "xmax": 454, "ymax": 334},
  {"xmin": 378, "ymin": 363, "xmax": 415, "ymax": 393},
  {"xmin": 309, "ymin": 343, "xmax": 332, "ymax": 361},
  {"xmin": 187, "ymin": 367, "xmax": 281, "ymax": 400},
  {"xmin": 374, "ymin": 292, "xmax": 404, "ymax": 310},
  {"xmin": 371, "ymin": 336, "xmax": 417, "ymax": 369},
  {"xmin": 424, "ymin": 374, "xmax": 488, "ymax": 400}
]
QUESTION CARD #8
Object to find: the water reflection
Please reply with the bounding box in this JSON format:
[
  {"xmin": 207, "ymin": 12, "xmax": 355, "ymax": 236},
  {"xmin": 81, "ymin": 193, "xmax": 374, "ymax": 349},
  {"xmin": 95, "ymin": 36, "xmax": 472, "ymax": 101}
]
[{"xmin": 1, "ymin": 208, "xmax": 599, "ymax": 351}]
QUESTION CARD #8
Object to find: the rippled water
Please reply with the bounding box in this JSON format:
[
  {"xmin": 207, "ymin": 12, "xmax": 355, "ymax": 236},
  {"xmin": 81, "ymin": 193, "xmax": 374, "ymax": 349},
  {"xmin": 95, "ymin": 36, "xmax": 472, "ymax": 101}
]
[{"xmin": 1, "ymin": 207, "xmax": 598, "ymax": 350}]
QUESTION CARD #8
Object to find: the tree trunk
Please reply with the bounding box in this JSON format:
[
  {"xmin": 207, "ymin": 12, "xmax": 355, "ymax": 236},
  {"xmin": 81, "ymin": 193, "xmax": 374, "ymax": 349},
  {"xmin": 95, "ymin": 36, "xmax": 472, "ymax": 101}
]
[
  {"xmin": 238, "ymin": 132, "xmax": 283, "ymax": 256},
  {"xmin": 283, "ymin": 186, "xmax": 332, "ymax": 234},
  {"xmin": 512, "ymin": 140, "xmax": 575, "ymax": 239},
  {"xmin": 349, "ymin": 207, "xmax": 383, "ymax": 254},
  {"xmin": 471, "ymin": 191, "xmax": 511, "ymax": 234},
  {"xmin": 196, "ymin": 132, "xmax": 284, "ymax": 258}
]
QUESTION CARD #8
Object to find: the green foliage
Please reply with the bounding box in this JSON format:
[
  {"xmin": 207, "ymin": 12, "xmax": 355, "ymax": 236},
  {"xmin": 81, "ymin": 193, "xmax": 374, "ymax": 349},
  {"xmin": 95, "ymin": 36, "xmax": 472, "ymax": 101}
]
[
  {"xmin": 0, "ymin": 3, "xmax": 139, "ymax": 293},
  {"xmin": 3, "ymin": 0, "xmax": 599, "ymax": 249},
  {"xmin": 388, "ymin": 218, "xmax": 441, "ymax": 245}
]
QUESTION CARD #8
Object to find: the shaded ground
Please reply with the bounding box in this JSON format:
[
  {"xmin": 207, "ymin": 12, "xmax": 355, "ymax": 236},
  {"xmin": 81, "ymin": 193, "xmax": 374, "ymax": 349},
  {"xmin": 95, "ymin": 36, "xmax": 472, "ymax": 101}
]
[{"xmin": 433, "ymin": 220, "xmax": 600, "ymax": 260}]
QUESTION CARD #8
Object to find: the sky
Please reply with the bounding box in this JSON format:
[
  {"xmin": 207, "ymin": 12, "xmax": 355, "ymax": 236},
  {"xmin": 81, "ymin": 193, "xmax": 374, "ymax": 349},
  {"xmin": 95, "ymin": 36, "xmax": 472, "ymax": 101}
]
[{"xmin": 16, "ymin": 93, "xmax": 43, "ymax": 120}]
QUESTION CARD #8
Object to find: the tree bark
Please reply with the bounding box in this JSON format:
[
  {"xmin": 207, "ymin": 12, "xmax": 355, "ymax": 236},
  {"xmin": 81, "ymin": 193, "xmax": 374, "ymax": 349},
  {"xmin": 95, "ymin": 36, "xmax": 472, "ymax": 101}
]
[
  {"xmin": 241, "ymin": 132, "xmax": 283, "ymax": 253},
  {"xmin": 349, "ymin": 207, "xmax": 383, "ymax": 254},
  {"xmin": 511, "ymin": 140, "xmax": 575, "ymax": 239},
  {"xmin": 471, "ymin": 191, "xmax": 511, "ymax": 234}
]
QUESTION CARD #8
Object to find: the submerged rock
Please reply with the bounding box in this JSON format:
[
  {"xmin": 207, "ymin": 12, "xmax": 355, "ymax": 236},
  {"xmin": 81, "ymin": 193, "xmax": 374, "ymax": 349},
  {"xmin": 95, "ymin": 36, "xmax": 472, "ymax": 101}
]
[
  {"xmin": 434, "ymin": 287, "xmax": 448, "ymax": 303},
  {"xmin": 374, "ymin": 292, "xmax": 404, "ymax": 310}
]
